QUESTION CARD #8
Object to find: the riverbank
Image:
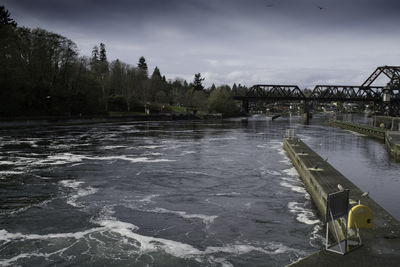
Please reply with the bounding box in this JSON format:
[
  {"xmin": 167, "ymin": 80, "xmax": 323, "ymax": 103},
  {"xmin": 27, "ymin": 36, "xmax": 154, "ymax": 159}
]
[
  {"xmin": 284, "ymin": 137, "xmax": 400, "ymax": 266},
  {"xmin": 0, "ymin": 113, "xmax": 223, "ymax": 128}
]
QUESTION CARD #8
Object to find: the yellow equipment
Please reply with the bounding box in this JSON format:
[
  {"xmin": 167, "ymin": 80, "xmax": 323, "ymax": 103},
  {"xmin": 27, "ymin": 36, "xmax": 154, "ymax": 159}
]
[{"xmin": 348, "ymin": 204, "xmax": 373, "ymax": 229}]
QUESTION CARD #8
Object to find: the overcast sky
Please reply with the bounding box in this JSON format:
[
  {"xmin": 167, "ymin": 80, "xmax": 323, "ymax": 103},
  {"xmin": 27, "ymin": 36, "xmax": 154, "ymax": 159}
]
[{"xmin": 4, "ymin": 0, "xmax": 400, "ymax": 88}]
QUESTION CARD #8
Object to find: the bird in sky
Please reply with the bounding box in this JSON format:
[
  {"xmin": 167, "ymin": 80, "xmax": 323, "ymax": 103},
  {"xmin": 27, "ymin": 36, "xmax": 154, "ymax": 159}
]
[
  {"xmin": 317, "ymin": 6, "xmax": 326, "ymax": 10},
  {"xmin": 337, "ymin": 184, "xmax": 344, "ymax": 191},
  {"xmin": 266, "ymin": 3, "xmax": 274, "ymax": 7}
]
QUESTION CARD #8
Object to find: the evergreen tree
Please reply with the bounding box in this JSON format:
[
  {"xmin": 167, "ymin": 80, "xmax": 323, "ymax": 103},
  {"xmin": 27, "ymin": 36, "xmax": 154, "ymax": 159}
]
[
  {"xmin": 209, "ymin": 83, "xmax": 216, "ymax": 93},
  {"xmin": 90, "ymin": 45, "xmax": 99, "ymax": 72},
  {"xmin": 91, "ymin": 46, "xmax": 99, "ymax": 61},
  {"xmin": 138, "ymin": 56, "xmax": 148, "ymax": 76},
  {"xmin": 0, "ymin": 5, "xmax": 17, "ymax": 27},
  {"xmin": 151, "ymin": 66, "xmax": 161, "ymax": 79},
  {"xmin": 97, "ymin": 43, "xmax": 109, "ymax": 111},
  {"xmin": 193, "ymin": 73, "xmax": 205, "ymax": 91},
  {"xmin": 99, "ymin": 43, "xmax": 107, "ymax": 62}
]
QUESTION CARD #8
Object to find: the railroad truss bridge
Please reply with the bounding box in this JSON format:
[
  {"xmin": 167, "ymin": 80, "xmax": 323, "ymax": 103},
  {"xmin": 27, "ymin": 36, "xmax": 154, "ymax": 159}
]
[{"xmin": 234, "ymin": 66, "xmax": 400, "ymax": 116}]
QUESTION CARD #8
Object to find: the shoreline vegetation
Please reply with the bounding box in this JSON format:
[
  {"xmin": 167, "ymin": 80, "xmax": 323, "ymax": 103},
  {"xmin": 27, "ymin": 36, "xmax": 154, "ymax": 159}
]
[{"xmin": 0, "ymin": 5, "xmax": 247, "ymax": 120}]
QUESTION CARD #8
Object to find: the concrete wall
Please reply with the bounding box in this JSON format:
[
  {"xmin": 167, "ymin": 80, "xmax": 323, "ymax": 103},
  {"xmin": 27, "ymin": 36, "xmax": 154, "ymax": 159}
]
[
  {"xmin": 284, "ymin": 137, "xmax": 400, "ymax": 266},
  {"xmin": 283, "ymin": 138, "xmax": 347, "ymax": 241},
  {"xmin": 329, "ymin": 120, "xmax": 385, "ymax": 141},
  {"xmin": 385, "ymin": 131, "xmax": 400, "ymax": 161}
]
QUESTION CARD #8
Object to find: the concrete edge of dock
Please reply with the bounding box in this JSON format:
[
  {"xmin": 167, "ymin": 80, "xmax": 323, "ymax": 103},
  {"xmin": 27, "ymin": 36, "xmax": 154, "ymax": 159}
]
[
  {"xmin": 327, "ymin": 120, "xmax": 385, "ymax": 141},
  {"xmin": 283, "ymin": 137, "xmax": 400, "ymax": 267},
  {"xmin": 385, "ymin": 131, "xmax": 400, "ymax": 161}
]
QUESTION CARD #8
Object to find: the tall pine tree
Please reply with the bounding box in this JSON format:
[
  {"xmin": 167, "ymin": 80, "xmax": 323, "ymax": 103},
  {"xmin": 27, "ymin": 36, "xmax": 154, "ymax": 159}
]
[
  {"xmin": 138, "ymin": 56, "xmax": 148, "ymax": 76},
  {"xmin": 0, "ymin": 6, "xmax": 17, "ymax": 27}
]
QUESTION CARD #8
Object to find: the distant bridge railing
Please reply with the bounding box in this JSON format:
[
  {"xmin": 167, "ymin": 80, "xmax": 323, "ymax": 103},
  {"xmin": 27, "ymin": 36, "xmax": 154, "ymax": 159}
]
[{"xmin": 233, "ymin": 85, "xmax": 385, "ymax": 102}]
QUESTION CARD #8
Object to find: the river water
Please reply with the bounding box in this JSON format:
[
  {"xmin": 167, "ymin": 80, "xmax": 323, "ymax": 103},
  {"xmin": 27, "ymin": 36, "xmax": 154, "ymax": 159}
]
[{"xmin": 0, "ymin": 114, "xmax": 399, "ymax": 266}]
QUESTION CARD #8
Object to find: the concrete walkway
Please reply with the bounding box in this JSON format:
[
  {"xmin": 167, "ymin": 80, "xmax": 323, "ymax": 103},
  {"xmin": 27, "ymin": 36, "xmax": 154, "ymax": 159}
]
[{"xmin": 284, "ymin": 137, "xmax": 400, "ymax": 266}]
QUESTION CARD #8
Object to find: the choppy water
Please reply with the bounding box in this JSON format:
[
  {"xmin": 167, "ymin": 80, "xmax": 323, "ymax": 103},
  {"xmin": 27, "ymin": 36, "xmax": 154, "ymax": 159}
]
[{"xmin": 0, "ymin": 114, "xmax": 399, "ymax": 266}]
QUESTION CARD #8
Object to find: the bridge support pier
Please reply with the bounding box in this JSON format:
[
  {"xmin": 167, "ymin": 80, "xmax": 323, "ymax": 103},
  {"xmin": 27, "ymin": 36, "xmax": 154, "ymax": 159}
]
[
  {"xmin": 241, "ymin": 99, "xmax": 249, "ymax": 114},
  {"xmin": 301, "ymin": 101, "xmax": 312, "ymax": 124}
]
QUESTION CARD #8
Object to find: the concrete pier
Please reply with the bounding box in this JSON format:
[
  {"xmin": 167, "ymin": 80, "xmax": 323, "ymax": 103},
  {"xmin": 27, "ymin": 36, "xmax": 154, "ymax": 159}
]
[
  {"xmin": 328, "ymin": 120, "xmax": 385, "ymax": 141},
  {"xmin": 385, "ymin": 131, "xmax": 400, "ymax": 161},
  {"xmin": 374, "ymin": 116, "xmax": 400, "ymax": 131},
  {"xmin": 283, "ymin": 137, "xmax": 400, "ymax": 266}
]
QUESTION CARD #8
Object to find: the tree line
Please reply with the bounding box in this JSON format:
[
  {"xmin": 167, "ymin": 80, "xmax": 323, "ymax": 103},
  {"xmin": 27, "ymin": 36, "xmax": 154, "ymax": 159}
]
[{"xmin": 0, "ymin": 5, "xmax": 248, "ymax": 118}]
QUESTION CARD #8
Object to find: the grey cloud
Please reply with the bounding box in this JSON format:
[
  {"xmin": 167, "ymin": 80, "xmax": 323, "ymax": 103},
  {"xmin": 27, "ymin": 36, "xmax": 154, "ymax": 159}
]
[{"xmin": 3, "ymin": 0, "xmax": 400, "ymax": 87}]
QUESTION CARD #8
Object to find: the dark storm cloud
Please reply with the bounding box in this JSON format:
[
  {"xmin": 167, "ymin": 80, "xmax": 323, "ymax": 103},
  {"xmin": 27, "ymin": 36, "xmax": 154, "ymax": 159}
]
[
  {"xmin": 7, "ymin": 0, "xmax": 400, "ymax": 29},
  {"xmin": 3, "ymin": 0, "xmax": 400, "ymax": 87}
]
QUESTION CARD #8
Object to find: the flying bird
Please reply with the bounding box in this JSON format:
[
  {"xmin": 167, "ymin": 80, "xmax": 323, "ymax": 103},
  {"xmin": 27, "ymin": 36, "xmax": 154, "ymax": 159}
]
[
  {"xmin": 337, "ymin": 184, "xmax": 344, "ymax": 191},
  {"xmin": 317, "ymin": 6, "xmax": 326, "ymax": 10},
  {"xmin": 266, "ymin": 3, "xmax": 274, "ymax": 7}
]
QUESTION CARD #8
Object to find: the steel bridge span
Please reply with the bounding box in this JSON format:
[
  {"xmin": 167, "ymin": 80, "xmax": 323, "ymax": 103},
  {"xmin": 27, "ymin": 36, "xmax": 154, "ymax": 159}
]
[{"xmin": 234, "ymin": 66, "xmax": 400, "ymax": 116}]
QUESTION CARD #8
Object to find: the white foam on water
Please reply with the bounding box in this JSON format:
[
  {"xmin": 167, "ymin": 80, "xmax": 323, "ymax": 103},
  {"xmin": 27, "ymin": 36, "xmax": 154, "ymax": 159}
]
[
  {"xmin": 93, "ymin": 217, "xmax": 202, "ymax": 257},
  {"xmin": 95, "ymin": 156, "xmax": 174, "ymax": 163},
  {"xmin": 0, "ymin": 160, "xmax": 15, "ymax": 165},
  {"xmin": 49, "ymin": 144, "xmax": 71, "ymax": 149},
  {"xmin": 309, "ymin": 224, "xmax": 325, "ymax": 248},
  {"xmin": 0, "ymin": 228, "xmax": 103, "ymax": 242},
  {"xmin": 59, "ymin": 180, "xmax": 98, "ymax": 207},
  {"xmin": 38, "ymin": 153, "xmax": 89, "ymax": 166},
  {"xmin": 278, "ymin": 148, "xmax": 287, "ymax": 156},
  {"xmin": 280, "ymin": 158, "xmax": 292, "ymax": 165},
  {"xmin": 180, "ymin": 151, "xmax": 196, "ymax": 155},
  {"xmin": 0, "ymin": 215, "xmax": 305, "ymax": 266},
  {"xmin": 103, "ymin": 145, "xmax": 128, "ymax": 150},
  {"xmin": 282, "ymin": 167, "xmax": 298, "ymax": 177},
  {"xmin": 6, "ymin": 153, "xmax": 174, "ymax": 170},
  {"xmin": 280, "ymin": 181, "xmax": 307, "ymax": 194},
  {"xmin": 138, "ymin": 145, "xmax": 166, "ymax": 149},
  {"xmin": 0, "ymin": 252, "xmax": 47, "ymax": 266},
  {"xmin": 205, "ymin": 242, "xmax": 304, "ymax": 256},
  {"xmin": 93, "ymin": 217, "xmax": 305, "ymax": 264},
  {"xmin": 288, "ymin": 202, "xmax": 320, "ymax": 225},
  {"xmin": 265, "ymin": 170, "xmax": 281, "ymax": 176},
  {"xmin": 148, "ymin": 207, "xmax": 218, "ymax": 225},
  {"xmin": 138, "ymin": 194, "xmax": 159, "ymax": 203},
  {"xmin": 1, "ymin": 140, "xmax": 39, "ymax": 148},
  {"xmin": 59, "ymin": 180, "xmax": 84, "ymax": 189}
]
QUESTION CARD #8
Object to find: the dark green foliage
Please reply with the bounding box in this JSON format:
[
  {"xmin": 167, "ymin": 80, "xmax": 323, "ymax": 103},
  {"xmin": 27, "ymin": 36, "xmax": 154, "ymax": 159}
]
[
  {"xmin": 0, "ymin": 5, "xmax": 248, "ymax": 118},
  {"xmin": 108, "ymin": 95, "xmax": 127, "ymax": 111},
  {"xmin": 208, "ymin": 87, "xmax": 239, "ymax": 117},
  {"xmin": 193, "ymin": 73, "xmax": 205, "ymax": 91},
  {"xmin": 99, "ymin": 43, "xmax": 107, "ymax": 62},
  {"xmin": 0, "ymin": 6, "xmax": 17, "ymax": 26},
  {"xmin": 138, "ymin": 56, "xmax": 148, "ymax": 74}
]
